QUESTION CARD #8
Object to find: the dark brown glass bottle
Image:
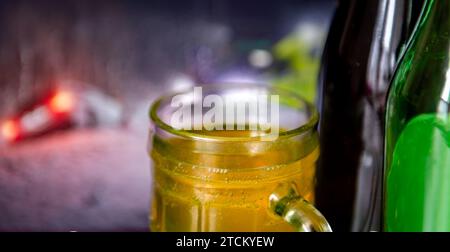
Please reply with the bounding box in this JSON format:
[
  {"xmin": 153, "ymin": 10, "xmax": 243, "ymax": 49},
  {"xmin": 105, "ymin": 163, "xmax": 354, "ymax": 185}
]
[{"xmin": 316, "ymin": 0, "xmax": 420, "ymax": 231}]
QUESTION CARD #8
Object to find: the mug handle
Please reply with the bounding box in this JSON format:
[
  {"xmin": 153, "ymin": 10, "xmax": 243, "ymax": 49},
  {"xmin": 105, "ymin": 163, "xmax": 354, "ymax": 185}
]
[{"xmin": 269, "ymin": 183, "xmax": 332, "ymax": 232}]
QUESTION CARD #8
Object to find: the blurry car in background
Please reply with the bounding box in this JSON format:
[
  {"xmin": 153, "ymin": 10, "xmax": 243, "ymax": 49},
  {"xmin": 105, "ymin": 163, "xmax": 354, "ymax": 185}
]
[{"xmin": 0, "ymin": 80, "xmax": 123, "ymax": 145}]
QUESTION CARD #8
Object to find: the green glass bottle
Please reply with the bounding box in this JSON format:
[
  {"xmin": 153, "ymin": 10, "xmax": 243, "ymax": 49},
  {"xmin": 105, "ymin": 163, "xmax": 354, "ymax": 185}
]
[{"xmin": 384, "ymin": 0, "xmax": 450, "ymax": 231}]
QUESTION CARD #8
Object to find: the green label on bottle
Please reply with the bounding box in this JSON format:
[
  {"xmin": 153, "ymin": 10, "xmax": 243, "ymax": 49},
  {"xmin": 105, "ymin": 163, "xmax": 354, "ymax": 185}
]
[{"xmin": 386, "ymin": 114, "xmax": 450, "ymax": 231}]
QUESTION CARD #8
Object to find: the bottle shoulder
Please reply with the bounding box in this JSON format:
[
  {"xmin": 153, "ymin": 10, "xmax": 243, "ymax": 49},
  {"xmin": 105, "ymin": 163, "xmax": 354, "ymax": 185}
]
[
  {"xmin": 388, "ymin": 38, "xmax": 449, "ymax": 112},
  {"xmin": 388, "ymin": 0, "xmax": 450, "ymax": 107}
]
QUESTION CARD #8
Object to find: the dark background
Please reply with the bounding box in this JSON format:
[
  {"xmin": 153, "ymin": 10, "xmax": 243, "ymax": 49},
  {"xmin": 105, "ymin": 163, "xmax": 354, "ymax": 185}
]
[{"xmin": 0, "ymin": 0, "xmax": 334, "ymax": 231}]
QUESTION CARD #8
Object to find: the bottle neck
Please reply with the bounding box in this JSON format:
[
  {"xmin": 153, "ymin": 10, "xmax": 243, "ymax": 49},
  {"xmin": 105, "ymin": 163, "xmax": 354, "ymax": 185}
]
[
  {"xmin": 408, "ymin": 0, "xmax": 450, "ymax": 64},
  {"xmin": 420, "ymin": 0, "xmax": 450, "ymax": 109},
  {"xmin": 419, "ymin": 0, "xmax": 450, "ymax": 34}
]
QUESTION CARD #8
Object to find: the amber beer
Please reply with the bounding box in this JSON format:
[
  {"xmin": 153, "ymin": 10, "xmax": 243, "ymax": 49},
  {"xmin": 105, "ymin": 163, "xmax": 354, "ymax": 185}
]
[{"xmin": 149, "ymin": 85, "xmax": 330, "ymax": 232}]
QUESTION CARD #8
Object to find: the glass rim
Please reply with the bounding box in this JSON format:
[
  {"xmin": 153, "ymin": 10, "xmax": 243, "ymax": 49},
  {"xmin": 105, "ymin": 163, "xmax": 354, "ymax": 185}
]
[{"xmin": 149, "ymin": 83, "xmax": 319, "ymax": 142}]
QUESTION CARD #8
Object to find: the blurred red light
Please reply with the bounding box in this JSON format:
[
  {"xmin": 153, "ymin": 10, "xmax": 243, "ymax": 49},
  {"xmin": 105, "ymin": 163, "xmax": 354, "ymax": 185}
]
[
  {"xmin": 49, "ymin": 91, "xmax": 74, "ymax": 114},
  {"xmin": 1, "ymin": 120, "xmax": 20, "ymax": 142}
]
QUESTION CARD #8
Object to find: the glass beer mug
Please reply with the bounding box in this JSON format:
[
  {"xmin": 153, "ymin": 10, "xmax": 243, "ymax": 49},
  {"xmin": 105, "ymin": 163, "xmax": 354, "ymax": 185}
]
[{"xmin": 148, "ymin": 84, "xmax": 331, "ymax": 232}]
